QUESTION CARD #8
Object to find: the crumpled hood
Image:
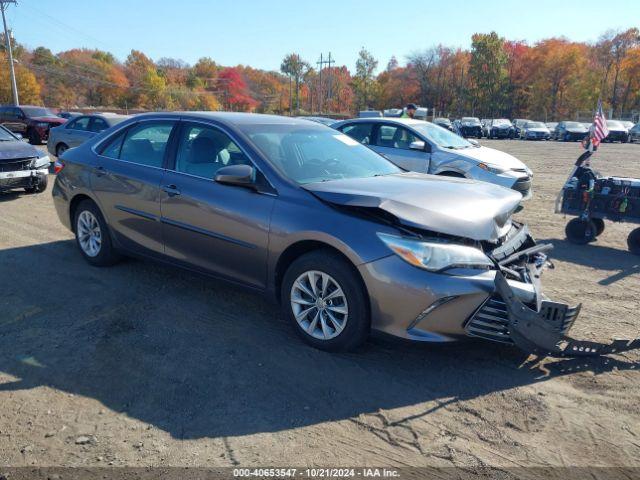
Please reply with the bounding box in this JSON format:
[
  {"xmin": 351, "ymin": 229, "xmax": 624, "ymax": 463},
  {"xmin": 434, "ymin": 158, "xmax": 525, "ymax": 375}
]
[
  {"xmin": 0, "ymin": 140, "xmax": 41, "ymax": 162},
  {"xmin": 450, "ymin": 145, "xmax": 527, "ymax": 171},
  {"xmin": 304, "ymin": 172, "xmax": 522, "ymax": 241}
]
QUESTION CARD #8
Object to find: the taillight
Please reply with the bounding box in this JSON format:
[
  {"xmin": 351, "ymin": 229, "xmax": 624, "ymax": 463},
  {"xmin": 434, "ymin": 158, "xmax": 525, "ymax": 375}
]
[{"xmin": 53, "ymin": 159, "xmax": 64, "ymax": 174}]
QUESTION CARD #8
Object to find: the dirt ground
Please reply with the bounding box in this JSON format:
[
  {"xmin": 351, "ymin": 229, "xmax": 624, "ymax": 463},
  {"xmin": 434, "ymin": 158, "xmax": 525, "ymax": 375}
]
[{"xmin": 0, "ymin": 140, "xmax": 639, "ymax": 470}]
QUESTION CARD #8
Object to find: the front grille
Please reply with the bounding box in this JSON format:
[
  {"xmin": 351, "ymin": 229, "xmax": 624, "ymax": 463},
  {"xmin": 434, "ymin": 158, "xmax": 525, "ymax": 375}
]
[
  {"xmin": 466, "ymin": 294, "xmax": 580, "ymax": 345},
  {"xmin": 466, "ymin": 295, "xmax": 513, "ymax": 344},
  {"xmin": 0, "ymin": 158, "xmax": 34, "ymax": 173}
]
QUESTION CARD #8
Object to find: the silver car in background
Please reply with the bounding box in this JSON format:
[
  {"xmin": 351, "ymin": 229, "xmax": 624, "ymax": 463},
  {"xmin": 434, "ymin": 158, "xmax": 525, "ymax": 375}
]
[
  {"xmin": 47, "ymin": 113, "xmax": 130, "ymax": 157},
  {"xmin": 333, "ymin": 118, "xmax": 533, "ymax": 199}
]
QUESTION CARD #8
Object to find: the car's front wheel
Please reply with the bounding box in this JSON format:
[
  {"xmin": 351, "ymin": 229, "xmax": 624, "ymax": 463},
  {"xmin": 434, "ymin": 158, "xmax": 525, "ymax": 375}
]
[
  {"xmin": 281, "ymin": 250, "xmax": 369, "ymax": 352},
  {"xmin": 74, "ymin": 199, "xmax": 121, "ymax": 266},
  {"xmin": 24, "ymin": 175, "xmax": 47, "ymax": 194}
]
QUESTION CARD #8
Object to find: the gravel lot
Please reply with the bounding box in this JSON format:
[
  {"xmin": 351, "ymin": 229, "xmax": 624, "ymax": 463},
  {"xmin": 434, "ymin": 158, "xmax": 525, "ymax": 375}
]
[{"xmin": 0, "ymin": 140, "xmax": 639, "ymax": 470}]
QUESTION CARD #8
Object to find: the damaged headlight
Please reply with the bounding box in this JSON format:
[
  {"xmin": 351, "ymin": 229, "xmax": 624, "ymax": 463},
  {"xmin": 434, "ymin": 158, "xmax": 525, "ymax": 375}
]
[{"xmin": 377, "ymin": 233, "xmax": 494, "ymax": 272}]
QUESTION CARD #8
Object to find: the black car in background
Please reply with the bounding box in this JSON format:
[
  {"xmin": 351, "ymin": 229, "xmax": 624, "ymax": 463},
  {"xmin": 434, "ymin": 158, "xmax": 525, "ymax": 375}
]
[
  {"xmin": 486, "ymin": 119, "xmax": 516, "ymax": 139},
  {"xmin": 457, "ymin": 117, "xmax": 483, "ymax": 138},
  {"xmin": 553, "ymin": 121, "xmax": 588, "ymax": 141},
  {"xmin": 433, "ymin": 117, "xmax": 454, "ymax": 131}
]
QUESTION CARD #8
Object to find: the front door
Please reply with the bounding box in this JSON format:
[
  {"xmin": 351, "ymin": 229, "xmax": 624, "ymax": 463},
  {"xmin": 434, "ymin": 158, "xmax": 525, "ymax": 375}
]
[
  {"xmin": 370, "ymin": 124, "xmax": 429, "ymax": 172},
  {"xmin": 160, "ymin": 121, "xmax": 274, "ymax": 289},
  {"xmin": 91, "ymin": 120, "xmax": 176, "ymax": 256}
]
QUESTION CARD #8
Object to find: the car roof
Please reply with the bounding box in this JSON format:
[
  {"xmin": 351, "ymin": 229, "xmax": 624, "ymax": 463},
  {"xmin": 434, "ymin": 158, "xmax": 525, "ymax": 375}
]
[
  {"xmin": 131, "ymin": 111, "xmax": 325, "ymax": 127},
  {"xmin": 336, "ymin": 117, "xmax": 428, "ymax": 126}
]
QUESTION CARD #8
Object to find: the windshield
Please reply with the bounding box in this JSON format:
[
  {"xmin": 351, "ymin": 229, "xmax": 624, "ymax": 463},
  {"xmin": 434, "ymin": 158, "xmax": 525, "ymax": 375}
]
[
  {"xmin": 21, "ymin": 107, "xmax": 57, "ymax": 118},
  {"xmin": 0, "ymin": 126, "xmax": 17, "ymax": 141},
  {"xmin": 461, "ymin": 117, "xmax": 479, "ymax": 123},
  {"xmin": 493, "ymin": 119, "xmax": 510, "ymax": 126},
  {"xmin": 241, "ymin": 124, "xmax": 401, "ymax": 184},
  {"xmin": 565, "ymin": 122, "xmax": 583, "ymax": 128},
  {"xmin": 412, "ymin": 122, "xmax": 472, "ymax": 149},
  {"xmin": 526, "ymin": 122, "xmax": 545, "ymax": 128},
  {"xmin": 607, "ymin": 120, "xmax": 623, "ymax": 128}
]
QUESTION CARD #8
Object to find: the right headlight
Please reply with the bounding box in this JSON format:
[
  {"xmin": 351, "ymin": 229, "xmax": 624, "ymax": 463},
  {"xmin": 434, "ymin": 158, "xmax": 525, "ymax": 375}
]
[
  {"xmin": 377, "ymin": 233, "xmax": 494, "ymax": 272},
  {"xmin": 477, "ymin": 162, "xmax": 508, "ymax": 174}
]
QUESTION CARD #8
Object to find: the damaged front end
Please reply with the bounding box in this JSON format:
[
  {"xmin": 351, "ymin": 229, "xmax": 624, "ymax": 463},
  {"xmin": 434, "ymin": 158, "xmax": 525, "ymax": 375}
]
[{"xmin": 467, "ymin": 223, "xmax": 639, "ymax": 357}]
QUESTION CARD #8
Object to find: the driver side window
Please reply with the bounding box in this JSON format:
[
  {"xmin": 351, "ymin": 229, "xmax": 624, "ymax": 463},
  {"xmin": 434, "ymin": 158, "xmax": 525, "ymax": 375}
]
[
  {"xmin": 174, "ymin": 123, "xmax": 251, "ymax": 179},
  {"xmin": 374, "ymin": 125, "xmax": 419, "ymax": 150}
]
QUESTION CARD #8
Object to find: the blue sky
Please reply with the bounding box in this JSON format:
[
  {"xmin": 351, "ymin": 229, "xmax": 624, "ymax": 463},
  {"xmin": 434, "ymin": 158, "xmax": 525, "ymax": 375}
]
[{"xmin": 7, "ymin": 0, "xmax": 640, "ymax": 71}]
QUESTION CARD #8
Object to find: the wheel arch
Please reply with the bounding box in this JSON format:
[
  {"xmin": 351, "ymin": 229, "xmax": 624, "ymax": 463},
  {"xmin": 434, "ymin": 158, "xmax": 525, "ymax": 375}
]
[{"xmin": 273, "ymin": 240, "xmax": 370, "ymax": 310}]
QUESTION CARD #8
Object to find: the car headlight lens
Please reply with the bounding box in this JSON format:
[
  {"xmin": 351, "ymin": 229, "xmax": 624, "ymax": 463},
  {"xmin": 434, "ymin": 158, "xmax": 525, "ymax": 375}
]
[
  {"xmin": 377, "ymin": 233, "xmax": 494, "ymax": 272},
  {"xmin": 478, "ymin": 162, "xmax": 508, "ymax": 174}
]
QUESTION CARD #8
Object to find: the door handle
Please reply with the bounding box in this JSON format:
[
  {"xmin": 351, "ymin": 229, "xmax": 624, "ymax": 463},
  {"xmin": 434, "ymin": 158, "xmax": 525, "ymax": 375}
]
[
  {"xmin": 94, "ymin": 166, "xmax": 106, "ymax": 177},
  {"xmin": 162, "ymin": 184, "xmax": 181, "ymax": 197}
]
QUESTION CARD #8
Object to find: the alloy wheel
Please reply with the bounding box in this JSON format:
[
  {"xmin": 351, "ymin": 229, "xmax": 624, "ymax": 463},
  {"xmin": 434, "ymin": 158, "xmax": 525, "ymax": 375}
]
[
  {"xmin": 290, "ymin": 270, "xmax": 348, "ymax": 340},
  {"xmin": 77, "ymin": 210, "xmax": 102, "ymax": 257}
]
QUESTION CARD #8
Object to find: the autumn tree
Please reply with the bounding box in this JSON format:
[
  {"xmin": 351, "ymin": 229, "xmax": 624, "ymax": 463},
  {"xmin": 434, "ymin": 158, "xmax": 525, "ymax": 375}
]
[
  {"xmin": 218, "ymin": 67, "xmax": 257, "ymax": 112},
  {"xmin": 0, "ymin": 52, "xmax": 40, "ymax": 104}
]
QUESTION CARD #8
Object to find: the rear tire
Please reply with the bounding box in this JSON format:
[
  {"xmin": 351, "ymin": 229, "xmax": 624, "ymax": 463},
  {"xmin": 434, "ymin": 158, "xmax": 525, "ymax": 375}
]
[
  {"xmin": 56, "ymin": 143, "xmax": 69, "ymax": 157},
  {"xmin": 565, "ymin": 218, "xmax": 597, "ymax": 244},
  {"xmin": 281, "ymin": 250, "xmax": 369, "ymax": 352},
  {"xmin": 592, "ymin": 218, "xmax": 605, "ymax": 236},
  {"xmin": 27, "ymin": 129, "xmax": 41, "ymax": 145},
  {"xmin": 73, "ymin": 199, "xmax": 121, "ymax": 267},
  {"xmin": 628, "ymin": 228, "xmax": 640, "ymax": 255}
]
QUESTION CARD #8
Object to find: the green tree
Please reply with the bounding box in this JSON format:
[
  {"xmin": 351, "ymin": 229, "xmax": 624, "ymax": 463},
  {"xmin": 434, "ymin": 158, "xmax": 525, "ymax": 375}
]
[
  {"xmin": 280, "ymin": 53, "xmax": 309, "ymax": 112},
  {"xmin": 469, "ymin": 32, "xmax": 508, "ymax": 116},
  {"xmin": 353, "ymin": 47, "xmax": 378, "ymax": 110}
]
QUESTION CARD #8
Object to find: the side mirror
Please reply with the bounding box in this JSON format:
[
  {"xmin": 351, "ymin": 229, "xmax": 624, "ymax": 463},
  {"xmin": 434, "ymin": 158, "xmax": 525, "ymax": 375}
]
[
  {"xmin": 214, "ymin": 164, "xmax": 256, "ymax": 189},
  {"xmin": 468, "ymin": 139, "xmax": 479, "ymax": 146},
  {"xmin": 409, "ymin": 140, "xmax": 426, "ymax": 151}
]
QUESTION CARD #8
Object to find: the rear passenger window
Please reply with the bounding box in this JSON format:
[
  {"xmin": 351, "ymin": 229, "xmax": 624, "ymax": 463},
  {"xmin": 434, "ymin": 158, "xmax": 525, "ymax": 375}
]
[
  {"xmin": 90, "ymin": 118, "xmax": 109, "ymax": 133},
  {"xmin": 68, "ymin": 117, "xmax": 90, "ymax": 131},
  {"xmin": 119, "ymin": 122, "xmax": 174, "ymax": 168},
  {"xmin": 340, "ymin": 123, "xmax": 373, "ymax": 145}
]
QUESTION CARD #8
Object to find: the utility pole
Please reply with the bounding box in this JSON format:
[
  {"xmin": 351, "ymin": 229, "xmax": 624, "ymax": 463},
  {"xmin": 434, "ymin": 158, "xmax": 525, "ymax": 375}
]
[
  {"xmin": 316, "ymin": 53, "xmax": 323, "ymax": 114},
  {"xmin": 1, "ymin": 0, "xmax": 18, "ymax": 106},
  {"xmin": 316, "ymin": 52, "xmax": 335, "ymax": 115}
]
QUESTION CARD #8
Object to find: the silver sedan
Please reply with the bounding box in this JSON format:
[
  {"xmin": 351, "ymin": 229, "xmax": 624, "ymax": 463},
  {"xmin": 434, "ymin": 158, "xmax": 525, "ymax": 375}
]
[{"xmin": 47, "ymin": 113, "xmax": 130, "ymax": 157}]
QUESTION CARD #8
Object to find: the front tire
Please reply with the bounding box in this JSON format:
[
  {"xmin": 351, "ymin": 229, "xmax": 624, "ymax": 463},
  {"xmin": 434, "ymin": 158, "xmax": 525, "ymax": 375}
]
[
  {"xmin": 27, "ymin": 129, "xmax": 42, "ymax": 145},
  {"xmin": 281, "ymin": 250, "xmax": 369, "ymax": 352},
  {"xmin": 74, "ymin": 199, "xmax": 121, "ymax": 267},
  {"xmin": 24, "ymin": 175, "xmax": 48, "ymax": 194},
  {"xmin": 565, "ymin": 218, "xmax": 597, "ymax": 244}
]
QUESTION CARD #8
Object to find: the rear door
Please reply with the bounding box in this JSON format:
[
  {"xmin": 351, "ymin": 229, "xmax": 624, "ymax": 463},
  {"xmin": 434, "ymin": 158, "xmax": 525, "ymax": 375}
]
[
  {"xmin": 160, "ymin": 121, "xmax": 274, "ymax": 288},
  {"xmin": 370, "ymin": 123, "xmax": 429, "ymax": 172},
  {"xmin": 91, "ymin": 120, "xmax": 177, "ymax": 256}
]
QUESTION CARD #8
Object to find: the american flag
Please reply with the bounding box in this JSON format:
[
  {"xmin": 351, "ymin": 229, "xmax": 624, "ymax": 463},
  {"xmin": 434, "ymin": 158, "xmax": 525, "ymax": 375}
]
[{"xmin": 592, "ymin": 100, "xmax": 609, "ymax": 147}]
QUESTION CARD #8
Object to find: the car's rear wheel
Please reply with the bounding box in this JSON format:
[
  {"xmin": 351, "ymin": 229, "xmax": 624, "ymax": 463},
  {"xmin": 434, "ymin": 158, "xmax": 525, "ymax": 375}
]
[
  {"xmin": 627, "ymin": 228, "xmax": 640, "ymax": 255},
  {"xmin": 592, "ymin": 218, "xmax": 605, "ymax": 236},
  {"xmin": 56, "ymin": 143, "xmax": 69, "ymax": 157},
  {"xmin": 565, "ymin": 218, "xmax": 597, "ymax": 244},
  {"xmin": 74, "ymin": 200, "xmax": 121, "ymax": 266},
  {"xmin": 281, "ymin": 250, "xmax": 369, "ymax": 352},
  {"xmin": 27, "ymin": 129, "xmax": 41, "ymax": 145}
]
